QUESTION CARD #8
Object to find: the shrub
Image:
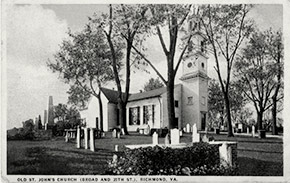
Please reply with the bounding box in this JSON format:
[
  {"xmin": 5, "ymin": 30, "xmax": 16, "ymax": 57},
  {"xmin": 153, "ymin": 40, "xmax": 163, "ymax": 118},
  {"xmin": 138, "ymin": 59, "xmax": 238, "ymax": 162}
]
[{"xmin": 106, "ymin": 142, "xmax": 237, "ymax": 175}]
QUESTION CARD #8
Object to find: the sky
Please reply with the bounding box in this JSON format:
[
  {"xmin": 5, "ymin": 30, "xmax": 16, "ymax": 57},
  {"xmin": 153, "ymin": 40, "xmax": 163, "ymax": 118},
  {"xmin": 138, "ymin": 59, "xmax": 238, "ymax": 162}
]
[{"xmin": 5, "ymin": 4, "xmax": 283, "ymax": 129}]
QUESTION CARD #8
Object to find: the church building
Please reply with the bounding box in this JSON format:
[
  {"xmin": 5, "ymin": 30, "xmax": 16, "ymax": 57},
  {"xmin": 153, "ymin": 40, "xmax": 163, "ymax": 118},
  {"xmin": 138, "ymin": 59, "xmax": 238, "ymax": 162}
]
[{"xmin": 79, "ymin": 17, "xmax": 209, "ymax": 132}]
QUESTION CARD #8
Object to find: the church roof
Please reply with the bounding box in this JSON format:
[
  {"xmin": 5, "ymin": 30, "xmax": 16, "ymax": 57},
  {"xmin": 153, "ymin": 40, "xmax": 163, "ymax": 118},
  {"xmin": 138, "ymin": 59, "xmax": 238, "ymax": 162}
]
[
  {"xmin": 128, "ymin": 84, "xmax": 182, "ymax": 102},
  {"xmin": 100, "ymin": 87, "xmax": 124, "ymax": 104}
]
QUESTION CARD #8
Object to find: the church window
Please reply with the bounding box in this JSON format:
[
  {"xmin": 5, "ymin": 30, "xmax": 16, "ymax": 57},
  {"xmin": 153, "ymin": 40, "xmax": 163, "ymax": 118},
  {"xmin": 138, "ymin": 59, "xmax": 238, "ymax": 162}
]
[
  {"xmin": 143, "ymin": 105, "xmax": 155, "ymax": 125},
  {"xmin": 187, "ymin": 97, "xmax": 193, "ymax": 105},
  {"xmin": 175, "ymin": 100, "xmax": 179, "ymax": 108},
  {"xmin": 201, "ymin": 62, "xmax": 205, "ymax": 69},
  {"xmin": 129, "ymin": 107, "xmax": 140, "ymax": 125}
]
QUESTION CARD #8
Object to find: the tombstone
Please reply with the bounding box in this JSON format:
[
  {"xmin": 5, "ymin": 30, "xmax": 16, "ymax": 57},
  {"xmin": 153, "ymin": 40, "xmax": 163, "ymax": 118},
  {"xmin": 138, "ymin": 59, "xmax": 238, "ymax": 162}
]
[
  {"xmin": 247, "ymin": 127, "xmax": 250, "ymax": 134},
  {"xmin": 121, "ymin": 128, "xmax": 125, "ymax": 135},
  {"xmin": 219, "ymin": 142, "xmax": 233, "ymax": 167},
  {"xmin": 65, "ymin": 131, "xmax": 69, "ymax": 142},
  {"xmin": 144, "ymin": 125, "xmax": 150, "ymax": 135},
  {"xmin": 90, "ymin": 128, "xmax": 95, "ymax": 152},
  {"xmin": 76, "ymin": 126, "xmax": 81, "ymax": 149},
  {"xmin": 183, "ymin": 127, "xmax": 186, "ymax": 132},
  {"xmin": 179, "ymin": 130, "xmax": 183, "ymax": 137},
  {"xmin": 238, "ymin": 123, "xmax": 243, "ymax": 133},
  {"xmin": 117, "ymin": 131, "xmax": 121, "ymax": 139},
  {"xmin": 115, "ymin": 145, "xmax": 119, "ymax": 152},
  {"xmin": 139, "ymin": 129, "xmax": 144, "ymax": 134},
  {"xmin": 192, "ymin": 124, "xmax": 197, "ymax": 134},
  {"xmin": 44, "ymin": 123, "xmax": 48, "ymax": 130},
  {"xmin": 252, "ymin": 125, "xmax": 255, "ymax": 137},
  {"xmin": 170, "ymin": 129, "xmax": 180, "ymax": 145},
  {"xmin": 192, "ymin": 125, "xmax": 200, "ymax": 143},
  {"xmin": 112, "ymin": 154, "xmax": 118, "ymax": 163},
  {"xmin": 165, "ymin": 133, "xmax": 170, "ymax": 145},
  {"xmin": 186, "ymin": 124, "xmax": 190, "ymax": 133},
  {"xmin": 84, "ymin": 127, "xmax": 89, "ymax": 149},
  {"xmin": 112, "ymin": 129, "xmax": 117, "ymax": 138},
  {"xmin": 152, "ymin": 132, "xmax": 158, "ymax": 145},
  {"xmin": 201, "ymin": 134, "xmax": 209, "ymax": 142}
]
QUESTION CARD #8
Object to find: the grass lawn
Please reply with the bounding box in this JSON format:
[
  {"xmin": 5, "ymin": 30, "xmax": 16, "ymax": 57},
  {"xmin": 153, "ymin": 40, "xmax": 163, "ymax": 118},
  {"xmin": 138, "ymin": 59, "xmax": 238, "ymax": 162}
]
[{"xmin": 7, "ymin": 132, "xmax": 283, "ymax": 176}]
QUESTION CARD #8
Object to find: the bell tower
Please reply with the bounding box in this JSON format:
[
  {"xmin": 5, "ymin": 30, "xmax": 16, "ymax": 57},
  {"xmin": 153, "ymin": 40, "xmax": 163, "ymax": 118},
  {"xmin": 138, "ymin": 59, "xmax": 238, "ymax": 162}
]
[{"xmin": 180, "ymin": 14, "xmax": 209, "ymax": 131}]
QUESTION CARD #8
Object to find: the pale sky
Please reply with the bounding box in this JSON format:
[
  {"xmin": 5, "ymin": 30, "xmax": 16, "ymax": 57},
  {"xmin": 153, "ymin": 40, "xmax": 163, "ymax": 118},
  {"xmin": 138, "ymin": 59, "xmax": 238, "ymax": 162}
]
[{"xmin": 5, "ymin": 4, "xmax": 283, "ymax": 129}]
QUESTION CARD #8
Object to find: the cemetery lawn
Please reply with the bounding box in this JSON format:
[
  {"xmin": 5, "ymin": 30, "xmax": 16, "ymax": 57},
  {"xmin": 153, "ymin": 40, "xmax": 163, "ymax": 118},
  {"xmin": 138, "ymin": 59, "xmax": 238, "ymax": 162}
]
[{"xmin": 7, "ymin": 132, "xmax": 283, "ymax": 176}]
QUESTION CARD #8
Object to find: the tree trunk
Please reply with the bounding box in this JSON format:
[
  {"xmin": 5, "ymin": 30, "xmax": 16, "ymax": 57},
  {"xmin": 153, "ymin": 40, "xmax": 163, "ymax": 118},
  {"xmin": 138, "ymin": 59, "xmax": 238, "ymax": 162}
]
[
  {"xmin": 257, "ymin": 110, "xmax": 264, "ymax": 130},
  {"xmin": 224, "ymin": 95, "xmax": 234, "ymax": 137},
  {"xmin": 97, "ymin": 94, "xmax": 104, "ymax": 131},
  {"xmin": 167, "ymin": 79, "xmax": 175, "ymax": 129},
  {"xmin": 271, "ymin": 97, "xmax": 278, "ymax": 135},
  {"xmin": 119, "ymin": 101, "xmax": 128, "ymax": 135}
]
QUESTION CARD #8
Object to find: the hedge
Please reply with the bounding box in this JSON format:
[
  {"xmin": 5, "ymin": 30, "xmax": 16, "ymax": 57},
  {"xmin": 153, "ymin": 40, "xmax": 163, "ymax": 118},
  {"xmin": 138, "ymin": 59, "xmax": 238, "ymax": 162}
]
[{"xmin": 106, "ymin": 142, "xmax": 237, "ymax": 175}]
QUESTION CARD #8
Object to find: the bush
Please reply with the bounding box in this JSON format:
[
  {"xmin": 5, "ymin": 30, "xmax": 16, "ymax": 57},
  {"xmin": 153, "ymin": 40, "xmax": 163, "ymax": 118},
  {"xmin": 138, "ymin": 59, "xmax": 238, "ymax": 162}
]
[{"xmin": 106, "ymin": 142, "xmax": 237, "ymax": 175}]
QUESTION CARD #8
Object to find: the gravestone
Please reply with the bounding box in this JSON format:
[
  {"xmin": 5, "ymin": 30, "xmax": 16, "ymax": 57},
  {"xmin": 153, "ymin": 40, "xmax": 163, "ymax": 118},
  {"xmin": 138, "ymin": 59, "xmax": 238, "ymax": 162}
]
[
  {"xmin": 115, "ymin": 145, "xmax": 119, "ymax": 152},
  {"xmin": 112, "ymin": 129, "xmax": 117, "ymax": 138},
  {"xmin": 192, "ymin": 124, "xmax": 197, "ymax": 134},
  {"xmin": 247, "ymin": 127, "xmax": 250, "ymax": 134},
  {"xmin": 179, "ymin": 130, "xmax": 183, "ymax": 137},
  {"xmin": 65, "ymin": 131, "xmax": 69, "ymax": 142},
  {"xmin": 219, "ymin": 142, "xmax": 233, "ymax": 167},
  {"xmin": 90, "ymin": 128, "xmax": 95, "ymax": 152},
  {"xmin": 183, "ymin": 127, "xmax": 186, "ymax": 132},
  {"xmin": 84, "ymin": 127, "xmax": 89, "ymax": 149},
  {"xmin": 144, "ymin": 125, "xmax": 150, "ymax": 135},
  {"xmin": 201, "ymin": 134, "xmax": 209, "ymax": 143},
  {"xmin": 117, "ymin": 131, "xmax": 121, "ymax": 139},
  {"xmin": 165, "ymin": 133, "xmax": 170, "ymax": 145},
  {"xmin": 170, "ymin": 129, "xmax": 180, "ymax": 145},
  {"xmin": 152, "ymin": 132, "xmax": 158, "ymax": 145},
  {"xmin": 186, "ymin": 124, "xmax": 190, "ymax": 133},
  {"xmin": 192, "ymin": 124, "xmax": 200, "ymax": 143},
  {"xmin": 121, "ymin": 128, "xmax": 125, "ymax": 135},
  {"xmin": 76, "ymin": 126, "xmax": 81, "ymax": 149},
  {"xmin": 252, "ymin": 125, "xmax": 255, "ymax": 137}
]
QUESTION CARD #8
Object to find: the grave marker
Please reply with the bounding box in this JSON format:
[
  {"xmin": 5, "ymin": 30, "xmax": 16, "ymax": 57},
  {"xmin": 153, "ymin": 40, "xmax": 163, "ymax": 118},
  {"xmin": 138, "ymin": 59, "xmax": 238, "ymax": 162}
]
[
  {"xmin": 186, "ymin": 124, "xmax": 190, "ymax": 133},
  {"xmin": 76, "ymin": 126, "xmax": 81, "ymax": 149},
  {"xmin": 90, "ymin": 128, "xmax": 95, "ymax": 152},
  {"xmin": 112, "ymin": 129, "xmax": 117, "ymax": 138},
  {"xmin": 252, "ymin": 125, "xmax": 255, "ymax": 137},
  {"xmin": 170, "ymin": 129, "xmax": 180, "ymax": 145},
  {"xmin": 84, "ymin": 127, "xmax": 89, "ymax": 149},
  {"xmin": 152, "ymin": 132, "xmax": 158, "ymax": 145}
]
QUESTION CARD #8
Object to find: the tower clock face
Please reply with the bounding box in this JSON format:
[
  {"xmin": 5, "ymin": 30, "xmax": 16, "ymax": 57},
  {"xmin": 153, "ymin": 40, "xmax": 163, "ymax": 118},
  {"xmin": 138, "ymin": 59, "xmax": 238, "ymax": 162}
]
[{"xmin": 187, "ymin": 62, "xmax": 192, "ymax": 68}]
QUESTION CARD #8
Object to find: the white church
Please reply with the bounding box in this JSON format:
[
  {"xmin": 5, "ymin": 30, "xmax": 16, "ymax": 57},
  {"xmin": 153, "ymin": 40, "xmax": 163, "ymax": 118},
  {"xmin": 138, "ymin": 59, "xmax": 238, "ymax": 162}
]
[{"xmin": 80, "ymin": 17, "xmax": 209, "ymax": 132}]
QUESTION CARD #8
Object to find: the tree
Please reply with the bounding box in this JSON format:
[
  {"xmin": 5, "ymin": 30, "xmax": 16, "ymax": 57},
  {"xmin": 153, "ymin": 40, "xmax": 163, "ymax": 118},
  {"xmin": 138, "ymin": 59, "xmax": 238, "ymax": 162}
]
[
  {"xmin": 54, "ymin": 103, "xmax": 68, "ymax": 123},
  {"xmin": 48, "ymin": 24, "xmax": 116, "ymax": 131},
  {"xmin": 198, "ymin": 4, "xmax": 253, "ymax": 136},
  {"xmin": 208, "ymin": 79, "xmax": 246, "ymax": 129},
  {"xmin": 266, "ymin": 30, "xmax": 283, "ymax": 135},
  {"xmin": 89, "ymin": 4, "xmax": 149, "ymax": 134},
  {"xmin": 126, "ymin": 5, "xmax": 193, "ymax": 129},
  {"xmin": 234, "ymin": 29, "xmax": 283, "ymax": 131},
  {"xmin": 143, "ymin": 78, "xmax": 164, "ymax": 92}
]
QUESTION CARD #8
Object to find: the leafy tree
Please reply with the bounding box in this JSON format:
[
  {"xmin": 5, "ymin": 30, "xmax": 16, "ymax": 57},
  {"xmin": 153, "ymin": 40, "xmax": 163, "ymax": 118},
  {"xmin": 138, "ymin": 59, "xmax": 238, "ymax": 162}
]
[
  {"xmin": 267, "ymin": 30, "xmax": 283, "ymax": 135},
  {"xmin": 89, "ymin": 4, "xmax": 149, "ymax": 134},
  {"xmin": 234, "ymin": 29, "xmax": 283, "ymax": 131},
  {"xmin": 48, "ymin": 23, "xmax": 116, "ymax": 131},
  {"xmin": 22, "ymin": 119, "xmax": 35, "ymax": 140},
  {"xmin": 197, "ymin": 4, "xmax": 253, "ymax": 136},
  {"xmin": 143, "ymin": 78, "xmax": 164, "ymax": 92},
  {"xmin": 208, "ymin": 79, "xmax": 246, "ymax": 129},
  {"xmin": 54, "ymin": 103, "xmax": 68, "ymax": 123},
  {"xmin": 127, "ymin": 4, "xmax": 193, "ymax": 129}
]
